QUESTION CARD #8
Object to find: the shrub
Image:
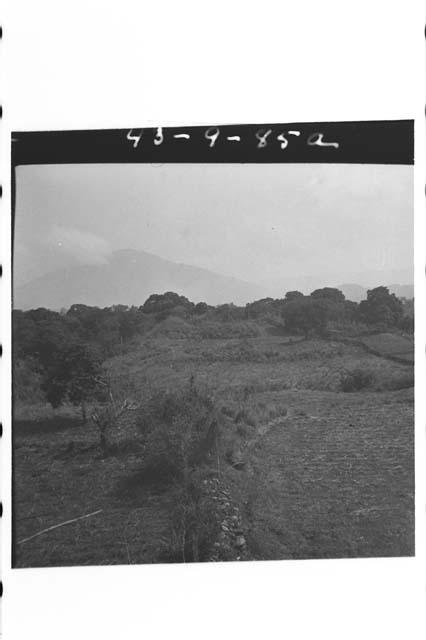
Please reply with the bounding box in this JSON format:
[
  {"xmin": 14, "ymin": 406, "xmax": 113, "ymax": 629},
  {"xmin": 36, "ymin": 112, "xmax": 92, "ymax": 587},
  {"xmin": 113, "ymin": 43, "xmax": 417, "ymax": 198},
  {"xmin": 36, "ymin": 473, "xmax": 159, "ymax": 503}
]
[
  {"xmin": 340, "ymin": 368, "xmax": 375, "ymax": 392},
  {"xmin": 136, "ymin": 384, "xmax": 223, "ymax": 562},
  {"xmin": 136, "ymin": 385, "xmax": 221, "ymax": 480}
]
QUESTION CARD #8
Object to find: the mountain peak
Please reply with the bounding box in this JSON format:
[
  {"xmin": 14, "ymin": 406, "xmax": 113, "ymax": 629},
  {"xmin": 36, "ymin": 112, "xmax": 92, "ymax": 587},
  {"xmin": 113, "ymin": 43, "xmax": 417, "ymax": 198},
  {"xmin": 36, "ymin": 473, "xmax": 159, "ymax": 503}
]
[{"xmin": 14, "ymin": 249, "xmax": 264, "ymax": 310}]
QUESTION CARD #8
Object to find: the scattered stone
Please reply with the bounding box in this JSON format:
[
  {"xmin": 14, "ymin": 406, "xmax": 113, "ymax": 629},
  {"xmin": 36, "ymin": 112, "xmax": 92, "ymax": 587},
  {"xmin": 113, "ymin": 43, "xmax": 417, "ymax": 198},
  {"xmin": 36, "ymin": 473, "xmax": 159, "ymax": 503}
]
[{"xmin": 204, "ymin": 478, "xmax": 248, "ymax": 562}]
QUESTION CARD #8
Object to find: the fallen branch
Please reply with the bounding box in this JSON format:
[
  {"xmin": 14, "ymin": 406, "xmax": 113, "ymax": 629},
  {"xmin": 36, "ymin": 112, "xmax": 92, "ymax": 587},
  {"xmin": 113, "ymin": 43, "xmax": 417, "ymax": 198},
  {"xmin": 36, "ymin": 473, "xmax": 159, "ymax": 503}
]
[{"xmin": 17, "ymin": 509, "xmax": 103, "ymax": 545}]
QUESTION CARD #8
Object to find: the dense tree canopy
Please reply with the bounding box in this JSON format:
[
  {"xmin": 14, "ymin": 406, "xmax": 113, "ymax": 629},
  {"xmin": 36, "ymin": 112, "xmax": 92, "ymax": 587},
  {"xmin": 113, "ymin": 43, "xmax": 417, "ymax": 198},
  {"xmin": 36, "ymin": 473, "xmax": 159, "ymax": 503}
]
[
  {"xmin": 194, "ymin": 302, "xmax": 210, "ymax": 315},
  {"xmin": 143, "ymin": 292, "xmax": 194, "ymax": 316},
  {"xmin": 285, "ymin": 291, "xmax": 304, "ymax": 302},
  {"xmin": 310, "ymin": 287, "xmax": 345, "ymax": 303},
  {"xmin": 245, "ymin": 298, "xmax": 279, "ymax": 319},
  {"xmin": 359, "ymin": 286, "xmax": 404, "ymax": 328},
  {"xmin": 281, "ymin": 297, "xmax": 329, "ymax": 337},
  {"xmin": 41, "ymin": 341, "xmax": 102, "ymax": 419}
]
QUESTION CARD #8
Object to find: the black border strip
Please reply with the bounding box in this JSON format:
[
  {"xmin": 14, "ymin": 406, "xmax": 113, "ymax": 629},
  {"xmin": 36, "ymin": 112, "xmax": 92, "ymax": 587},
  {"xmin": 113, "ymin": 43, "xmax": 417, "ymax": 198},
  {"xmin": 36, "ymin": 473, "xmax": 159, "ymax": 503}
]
[{"xmin": 12, "ymin": 120, "xmax": 414, "ymax": 166}]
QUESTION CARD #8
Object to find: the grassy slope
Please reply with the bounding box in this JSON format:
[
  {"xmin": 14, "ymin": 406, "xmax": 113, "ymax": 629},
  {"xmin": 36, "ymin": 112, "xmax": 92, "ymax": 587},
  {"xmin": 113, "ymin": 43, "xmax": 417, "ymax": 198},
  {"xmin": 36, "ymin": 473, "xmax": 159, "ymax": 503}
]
[{"xmin": 13, "ymin": 328, "xmax": 414, "ymax": 566}]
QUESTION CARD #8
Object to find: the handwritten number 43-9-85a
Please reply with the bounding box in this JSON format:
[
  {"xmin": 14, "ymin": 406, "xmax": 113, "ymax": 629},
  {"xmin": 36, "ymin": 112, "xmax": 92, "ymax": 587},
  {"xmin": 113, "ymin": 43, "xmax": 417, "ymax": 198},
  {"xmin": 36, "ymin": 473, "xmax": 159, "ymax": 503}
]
[{"xmin": 126, "ymin": 127, "xmax": 339, "ymax": 150}]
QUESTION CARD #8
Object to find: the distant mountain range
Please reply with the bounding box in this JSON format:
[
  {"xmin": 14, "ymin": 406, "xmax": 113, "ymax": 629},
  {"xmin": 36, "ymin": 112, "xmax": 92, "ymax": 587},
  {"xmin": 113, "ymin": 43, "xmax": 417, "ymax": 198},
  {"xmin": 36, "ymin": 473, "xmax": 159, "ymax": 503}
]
[
  {"xmin": 13, "ymin": 249, "xmax": 414, "ymax": 310},
  {"xmin": 14, "ymin": 250, "xmax": 264, "ymax": 310}
]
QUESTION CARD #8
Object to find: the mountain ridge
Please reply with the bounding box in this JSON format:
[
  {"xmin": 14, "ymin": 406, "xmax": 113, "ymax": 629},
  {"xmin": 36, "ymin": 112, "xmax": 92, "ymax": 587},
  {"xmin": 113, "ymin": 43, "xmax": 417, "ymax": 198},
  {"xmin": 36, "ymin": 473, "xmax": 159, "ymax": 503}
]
[
  {"xmin": 14, "ymin": 249, "xmax": 414, "ymax": 310},
  {"xmin": 14, "ymin": 250, "xmax": 264, "ymax": 310}
]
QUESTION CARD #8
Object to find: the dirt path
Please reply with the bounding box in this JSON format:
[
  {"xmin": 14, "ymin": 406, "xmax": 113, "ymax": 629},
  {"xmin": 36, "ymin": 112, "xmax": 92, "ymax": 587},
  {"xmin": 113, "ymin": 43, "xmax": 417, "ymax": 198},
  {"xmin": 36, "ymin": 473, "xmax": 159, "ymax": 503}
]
[{"xmin": 333, "ymin": 334, "xmax": 414, "ymax": 366}]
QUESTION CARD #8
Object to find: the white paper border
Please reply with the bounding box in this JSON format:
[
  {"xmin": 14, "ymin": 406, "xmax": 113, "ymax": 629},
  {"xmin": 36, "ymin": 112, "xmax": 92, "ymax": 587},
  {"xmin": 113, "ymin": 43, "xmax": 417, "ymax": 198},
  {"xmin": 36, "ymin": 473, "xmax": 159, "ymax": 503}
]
[{"xmin": 1, "ymin": 2, "xmax": 425, "ymax": 639}]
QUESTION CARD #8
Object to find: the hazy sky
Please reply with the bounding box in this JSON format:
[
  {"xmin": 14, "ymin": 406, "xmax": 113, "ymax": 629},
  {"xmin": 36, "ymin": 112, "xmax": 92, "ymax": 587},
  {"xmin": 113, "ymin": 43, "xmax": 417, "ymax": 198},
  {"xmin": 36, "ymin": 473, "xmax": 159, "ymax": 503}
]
[{"xmin": 15, "ymin": 163, "xmax": 413, "ymax": 288}]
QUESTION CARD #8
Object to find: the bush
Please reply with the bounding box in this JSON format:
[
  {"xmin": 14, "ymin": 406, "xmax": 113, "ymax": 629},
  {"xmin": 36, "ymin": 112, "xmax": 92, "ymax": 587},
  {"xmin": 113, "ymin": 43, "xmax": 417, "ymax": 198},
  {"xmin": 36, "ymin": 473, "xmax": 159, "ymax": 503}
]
[
  {"xmin": 136, "ymin": 384, "xmax": 223, "ymax": 562},
  {"xmin": 340, "ymin": 368, "xmax": 375, "ymax": 392},
  {"xmin": 136, "ymin": 385, "xmax": 221, "ymax": 479}
]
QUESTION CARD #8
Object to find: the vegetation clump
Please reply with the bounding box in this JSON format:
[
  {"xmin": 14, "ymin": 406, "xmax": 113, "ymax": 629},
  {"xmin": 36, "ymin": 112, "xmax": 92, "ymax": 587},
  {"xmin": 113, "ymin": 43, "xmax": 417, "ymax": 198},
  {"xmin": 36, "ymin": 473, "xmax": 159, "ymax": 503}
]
[
  {"xmin": 136, "ymin": 384, "xmax": 220, "ymax": 476},
  {"xmin": 359, "ymin": 286, "xmax": 404, "ymax": 329},
  {"xmin": 135, "ymin": 383, "xmax": 224, "ymax": 561},
  {"xmin": 340, "ymin": 368, "xmax": 375, "ymax": 392}
]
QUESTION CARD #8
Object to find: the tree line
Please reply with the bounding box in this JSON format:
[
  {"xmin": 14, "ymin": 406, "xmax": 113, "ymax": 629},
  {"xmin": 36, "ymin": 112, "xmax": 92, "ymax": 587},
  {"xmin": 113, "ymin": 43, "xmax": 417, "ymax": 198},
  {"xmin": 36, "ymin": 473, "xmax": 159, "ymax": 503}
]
[{"xmin": 13, "ymin": 286, "xmax": 413, "ymax": 413}]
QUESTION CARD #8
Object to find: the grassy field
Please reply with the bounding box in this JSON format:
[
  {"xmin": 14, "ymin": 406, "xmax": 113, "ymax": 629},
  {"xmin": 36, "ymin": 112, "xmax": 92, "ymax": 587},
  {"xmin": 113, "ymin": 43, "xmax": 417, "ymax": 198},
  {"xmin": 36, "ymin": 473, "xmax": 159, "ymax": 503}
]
[{"xmin": 13, "ymin": 326, "xmax": 414, "ymax": 566}]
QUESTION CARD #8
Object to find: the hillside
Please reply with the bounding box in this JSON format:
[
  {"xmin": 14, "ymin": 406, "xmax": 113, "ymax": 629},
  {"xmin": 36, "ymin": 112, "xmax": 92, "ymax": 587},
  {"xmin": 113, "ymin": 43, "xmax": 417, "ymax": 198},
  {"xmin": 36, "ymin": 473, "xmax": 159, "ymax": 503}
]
[{"xmin": 14, "ymin": 249, "xmax": 264, "ymax": 310}]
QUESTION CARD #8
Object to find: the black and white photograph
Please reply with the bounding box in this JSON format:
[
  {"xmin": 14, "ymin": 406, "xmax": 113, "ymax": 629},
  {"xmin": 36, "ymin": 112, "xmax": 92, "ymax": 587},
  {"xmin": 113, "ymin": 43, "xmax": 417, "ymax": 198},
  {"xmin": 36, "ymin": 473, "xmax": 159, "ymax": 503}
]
[
  {"xmin": 11, "ymin": 123, "xmax": 414, "ymax": 568},
  {"xmin": 2, "ymin": 2, "xmax": 424, "ymax": 639}
]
